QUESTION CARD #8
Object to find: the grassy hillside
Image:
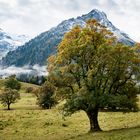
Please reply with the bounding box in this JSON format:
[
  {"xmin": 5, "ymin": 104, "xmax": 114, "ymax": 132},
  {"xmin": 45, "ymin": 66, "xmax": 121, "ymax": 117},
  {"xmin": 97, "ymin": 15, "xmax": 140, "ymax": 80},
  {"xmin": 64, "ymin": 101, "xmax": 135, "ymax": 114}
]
[
  {"xmin": 0, "ymin": 80, "xmax": 140, "ymax": 140},
  {"xmin": 0, "ymin": 79, "xmax": 39, "ymax": 92}
]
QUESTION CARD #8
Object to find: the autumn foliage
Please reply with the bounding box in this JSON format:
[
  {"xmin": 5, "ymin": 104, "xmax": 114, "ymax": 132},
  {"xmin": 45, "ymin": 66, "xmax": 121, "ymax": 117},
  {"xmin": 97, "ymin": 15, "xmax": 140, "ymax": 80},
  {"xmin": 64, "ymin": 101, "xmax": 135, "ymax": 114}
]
[{"xmin": 47, "ymin": 19, "xmax": 140, "ymax": 132}]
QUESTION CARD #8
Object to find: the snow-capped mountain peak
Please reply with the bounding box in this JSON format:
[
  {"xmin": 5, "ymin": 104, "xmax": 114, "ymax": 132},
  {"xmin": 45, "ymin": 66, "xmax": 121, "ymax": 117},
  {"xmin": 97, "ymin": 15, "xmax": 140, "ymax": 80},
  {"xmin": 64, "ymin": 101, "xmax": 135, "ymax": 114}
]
[
  {"xmin": 51, "ymin": 9, "xmax": 135, "ymax": 46},
  {"xmin": 82, "ymin": 9, "xmax": 107, "ymax": 21},
  {"xmin": 74, "ymin": 10, "xmax": 135, "ymax": 46},
  {"xmin": 0, "ymin": 28, "xmax": 30, "ymax": 59}
]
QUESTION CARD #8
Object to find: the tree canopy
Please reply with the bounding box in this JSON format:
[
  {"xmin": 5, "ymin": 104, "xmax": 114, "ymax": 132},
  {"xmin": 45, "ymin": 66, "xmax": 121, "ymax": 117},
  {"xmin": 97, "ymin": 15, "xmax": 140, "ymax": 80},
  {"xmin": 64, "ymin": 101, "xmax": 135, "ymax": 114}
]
[
  {"xmin": 5, "ymin": 75, "xmax": 21, "ymax": 91},
  {"xmin": 36, "ymin": 82, "xmax": 57, "ymax": 109},
  {"xmin": 0, "ymin": 76, "xmax": 21, "ymax": 110},
  {"xmin": 0, "ymin": 88, "xmax": 20, "ymax": 110},
  {"xmin": 47, "ymin": 19, "xmax": 140, "ymax": 132}
]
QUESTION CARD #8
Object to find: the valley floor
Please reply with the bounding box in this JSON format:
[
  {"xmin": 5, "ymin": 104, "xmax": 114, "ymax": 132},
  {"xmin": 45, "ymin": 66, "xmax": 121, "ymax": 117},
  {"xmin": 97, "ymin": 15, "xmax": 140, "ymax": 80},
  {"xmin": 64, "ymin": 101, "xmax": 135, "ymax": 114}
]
[{"xmin": 0, "ymin": 82, "xmax": 140, "ymax": 140}]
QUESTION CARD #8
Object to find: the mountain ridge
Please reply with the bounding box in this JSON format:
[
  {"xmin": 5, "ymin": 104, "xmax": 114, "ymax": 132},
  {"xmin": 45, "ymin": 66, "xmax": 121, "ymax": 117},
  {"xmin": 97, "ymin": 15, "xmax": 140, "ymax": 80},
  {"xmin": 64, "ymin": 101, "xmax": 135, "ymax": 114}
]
[{"xmin": 1, "ymin": 9, "xmax": 135, "ymax": 67}]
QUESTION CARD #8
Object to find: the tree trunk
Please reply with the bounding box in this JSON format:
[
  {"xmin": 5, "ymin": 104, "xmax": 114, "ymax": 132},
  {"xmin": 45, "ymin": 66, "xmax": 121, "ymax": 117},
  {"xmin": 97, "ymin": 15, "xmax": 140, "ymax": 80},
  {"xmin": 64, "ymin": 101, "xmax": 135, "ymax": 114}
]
[
  {"xmin": 7, "ymin": 103, "xmax": 10, "ymax": 110},
  {"xmin": 86, "ymin": 108, "xmax": 101, "ymax": 132}
]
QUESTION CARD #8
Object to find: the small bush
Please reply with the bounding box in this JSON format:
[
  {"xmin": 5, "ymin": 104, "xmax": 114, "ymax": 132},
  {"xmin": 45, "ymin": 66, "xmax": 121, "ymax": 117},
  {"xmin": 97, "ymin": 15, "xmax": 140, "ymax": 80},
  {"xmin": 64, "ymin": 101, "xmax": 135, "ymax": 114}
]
[
  {"xmin": 37, "ymin": 82, "xmax": 57, "ymax": 109},
  {"xmin": 26, "ymin": 87, "xmax": 34, "ymax": 93}
]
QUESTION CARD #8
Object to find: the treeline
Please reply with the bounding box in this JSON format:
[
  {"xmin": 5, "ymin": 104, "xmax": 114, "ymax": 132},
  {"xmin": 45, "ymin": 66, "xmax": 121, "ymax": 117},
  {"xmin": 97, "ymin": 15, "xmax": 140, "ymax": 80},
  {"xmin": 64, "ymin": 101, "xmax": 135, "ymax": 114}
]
[{"xmin": 17, "ymin": 74, "xmax": 46, "ymax": 85}]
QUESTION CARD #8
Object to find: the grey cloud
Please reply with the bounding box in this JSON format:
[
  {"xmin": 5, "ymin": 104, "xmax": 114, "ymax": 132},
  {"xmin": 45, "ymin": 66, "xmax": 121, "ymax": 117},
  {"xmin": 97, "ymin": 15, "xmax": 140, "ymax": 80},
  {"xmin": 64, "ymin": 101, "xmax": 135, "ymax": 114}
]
[
  {"xmin": 43, "ymin": 0, "xmax": 80, "ymax": 12},
  {"xmin": 89, "ymin": 0, "xmax": 100, "ymax": 5},
  {"xmin": 17, "ymin": 0, "xmax": 32, "ymax": 6},
  {"xmin": 0, "ymin": 1, "xmax": 31, "ymax": 23},
  {"xmin": 63, "ymin": 0, "xmax": 80, "ymax": 11},
  {"xmin": 0, "ymin": 2, "xmax": 17, "ymax": 20},
  {"xmin": 108, "ymin": 0, "xmax": 118, "ymax": 8},
  {"xmin": 88, "ymin": 0, "xmax": 118, "ymax": 7}
]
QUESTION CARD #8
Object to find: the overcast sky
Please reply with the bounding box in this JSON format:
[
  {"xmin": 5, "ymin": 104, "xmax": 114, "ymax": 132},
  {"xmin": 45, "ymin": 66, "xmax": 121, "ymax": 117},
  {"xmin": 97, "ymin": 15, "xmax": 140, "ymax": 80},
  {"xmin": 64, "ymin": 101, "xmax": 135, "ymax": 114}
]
[{"xmin": 0, "ymin": 0, "xmax": 140, "ymax": 41}]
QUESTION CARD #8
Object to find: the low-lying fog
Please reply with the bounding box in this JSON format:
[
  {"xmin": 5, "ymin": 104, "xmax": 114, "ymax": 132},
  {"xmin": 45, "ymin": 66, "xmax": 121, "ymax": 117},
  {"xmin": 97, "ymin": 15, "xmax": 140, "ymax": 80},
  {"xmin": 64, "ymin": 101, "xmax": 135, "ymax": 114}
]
[{"xmin": 0, "ymin": 65, "xmax": 48, "ymax": 78}]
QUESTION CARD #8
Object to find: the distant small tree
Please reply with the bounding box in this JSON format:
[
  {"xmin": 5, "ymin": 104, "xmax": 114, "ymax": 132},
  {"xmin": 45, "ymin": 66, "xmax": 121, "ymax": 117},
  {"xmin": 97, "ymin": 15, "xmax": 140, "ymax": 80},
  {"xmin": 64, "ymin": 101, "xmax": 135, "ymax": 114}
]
[
  {"xmin": 37, "ymin": 82, "xmax": 57, "ymax": 109},
  {"xmin": 5, "ymin": 76, "xmax": 21, "ymax": 91},
  {"xmin": 0, "ymin": 88, "xmax": 20, "ymax": 110}
]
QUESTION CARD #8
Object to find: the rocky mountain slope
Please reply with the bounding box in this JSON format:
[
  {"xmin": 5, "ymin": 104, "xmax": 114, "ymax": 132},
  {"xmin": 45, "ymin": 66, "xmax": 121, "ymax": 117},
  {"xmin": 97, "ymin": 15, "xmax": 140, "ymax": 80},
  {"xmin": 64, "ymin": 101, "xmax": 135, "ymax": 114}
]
[{"xmin": 1, "ymin": 9, "xmax": 135, "ymax": 67}]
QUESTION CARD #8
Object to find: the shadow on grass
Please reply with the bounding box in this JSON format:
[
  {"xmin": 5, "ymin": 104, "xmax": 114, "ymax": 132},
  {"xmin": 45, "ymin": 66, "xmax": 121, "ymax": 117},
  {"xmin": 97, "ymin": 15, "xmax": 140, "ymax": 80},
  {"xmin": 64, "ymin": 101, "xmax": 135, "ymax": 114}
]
[
  {"xmin": 68, "ymin": 125, "xmax": 140, "ymax": 140},
  {"xmin": 105, "ymin": 125, "xmax": 140, "ymax": 132}
]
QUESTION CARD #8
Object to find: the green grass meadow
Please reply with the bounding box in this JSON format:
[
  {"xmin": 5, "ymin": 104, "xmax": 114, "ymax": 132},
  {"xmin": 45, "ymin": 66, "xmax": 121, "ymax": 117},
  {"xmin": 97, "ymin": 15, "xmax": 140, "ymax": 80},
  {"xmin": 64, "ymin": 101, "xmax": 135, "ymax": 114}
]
[{"xmin": 0, "ymin": 80, "xmax": 140, "ymax": 140}]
